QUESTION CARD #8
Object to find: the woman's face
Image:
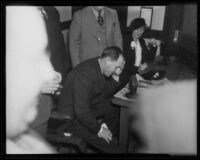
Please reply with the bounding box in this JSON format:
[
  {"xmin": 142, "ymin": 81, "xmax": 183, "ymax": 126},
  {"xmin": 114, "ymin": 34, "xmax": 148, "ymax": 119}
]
[{"xmin": 132, "ymin": 26, "xmax": 145, "ymax": 40}]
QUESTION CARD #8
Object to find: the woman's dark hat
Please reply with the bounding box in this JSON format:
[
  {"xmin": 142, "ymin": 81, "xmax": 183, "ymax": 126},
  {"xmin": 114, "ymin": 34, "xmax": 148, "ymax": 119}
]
[{"xmin": 127, "ymin": 18, "xmax": 147, "ymax": 32}]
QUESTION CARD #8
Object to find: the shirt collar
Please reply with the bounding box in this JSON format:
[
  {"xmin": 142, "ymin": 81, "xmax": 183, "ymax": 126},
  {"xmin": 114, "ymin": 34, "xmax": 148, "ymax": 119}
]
[
  {"xmin": 91, "ymin": 7, "xmax": 104, "ymax": 19},
  {"xmin": 98, "ymin": 58, "xmax": 103, "ymax": 74}
]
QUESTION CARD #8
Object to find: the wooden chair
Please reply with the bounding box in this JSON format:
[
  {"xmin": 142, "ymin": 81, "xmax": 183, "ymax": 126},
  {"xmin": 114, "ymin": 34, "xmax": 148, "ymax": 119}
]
[{"xmin": 46, "ymin": 98, "xmax": 87, "ymax": 154}]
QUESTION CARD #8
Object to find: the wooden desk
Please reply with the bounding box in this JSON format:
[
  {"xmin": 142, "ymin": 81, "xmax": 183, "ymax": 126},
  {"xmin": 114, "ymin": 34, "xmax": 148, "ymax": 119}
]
[
  {"xmin": 112, "ymin": 61, "xmax": 194, "ymax": 152},
  {"xmin": 112, "ymin": 95, "xmax": 137, "ymax": 152}
]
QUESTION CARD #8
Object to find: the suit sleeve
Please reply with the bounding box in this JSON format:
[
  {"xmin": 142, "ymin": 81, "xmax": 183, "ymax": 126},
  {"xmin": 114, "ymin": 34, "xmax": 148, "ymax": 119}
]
[
  {"xmin": 113, "ymin": 11, "xmax": 123, "ymax": 51},
  {"xmin": 104, "ymin": 77, "xmax": 119, "ymax": 97},
  {"xmin": 69, "ymin": 12, "xmax": 81, "ymax": 67},
  {"xmin": 73, "ymin": 72, "xmax": 101, "ymax": 134}
]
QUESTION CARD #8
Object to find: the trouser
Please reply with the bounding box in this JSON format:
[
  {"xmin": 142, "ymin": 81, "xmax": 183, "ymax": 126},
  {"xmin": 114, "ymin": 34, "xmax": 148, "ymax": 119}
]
[
  {"xmin": 64, "ymin": 98, "xmax": 121, "ymax": 153},
  {"xmin": 92, "ymin": 98, "xmax": 120, "ymax": 137},
  {"xmin": 67, "ymin": 120, "xmax": 123, "ymax": 153}
]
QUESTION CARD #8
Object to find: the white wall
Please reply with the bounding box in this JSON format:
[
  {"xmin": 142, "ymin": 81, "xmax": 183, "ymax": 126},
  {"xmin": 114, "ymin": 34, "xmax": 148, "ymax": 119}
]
[{"xmin": 127, "ymin": 6, "xmax": 166, "ymax": 31}]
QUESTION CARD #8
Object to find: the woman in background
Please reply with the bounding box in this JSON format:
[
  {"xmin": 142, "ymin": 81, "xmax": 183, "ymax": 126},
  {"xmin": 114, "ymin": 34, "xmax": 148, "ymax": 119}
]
[
  {"xmin": 125, "ymin": 17, "xmax": 162, "ymax": 74},
  {"xmin": 117, "ymin": 18, "xmax": 163, "ymax": 90}
]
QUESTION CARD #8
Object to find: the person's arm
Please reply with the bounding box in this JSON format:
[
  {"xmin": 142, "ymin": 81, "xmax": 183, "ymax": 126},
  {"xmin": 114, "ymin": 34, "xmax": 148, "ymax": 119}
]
[
  {"xmin": 73, "ymin": 72, "xmax": 101, "ymax": 134},
  {"xmin": 113, "ymin": 10, "xmax": 123, "ymax": 50},
  {"xmin": 69, "ymin": 12, "xmax": 81, "ymax": 67}
]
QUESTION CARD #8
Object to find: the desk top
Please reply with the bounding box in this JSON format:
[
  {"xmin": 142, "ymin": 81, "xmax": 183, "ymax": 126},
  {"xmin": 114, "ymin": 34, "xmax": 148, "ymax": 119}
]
[
  {"xmin": 112, "ymin": 61, "xmax": 178, "ymax": 108},
  {"xmin": 112, "ymin": 88, "xmax": 142, "ymax": 108},
  {"xmin": 112, "ymin": 97, "xmax": 133, "ymax": 108},
  {"xmin": 112, "ymin": 61, "xmax": 195, "ymax": 108}
]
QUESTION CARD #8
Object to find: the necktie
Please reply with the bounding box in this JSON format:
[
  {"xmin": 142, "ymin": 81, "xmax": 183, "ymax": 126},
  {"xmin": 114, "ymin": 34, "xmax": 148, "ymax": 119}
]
[{"xmin": 97, "ymin": 10, "xmax": 104, "ymax": 26}]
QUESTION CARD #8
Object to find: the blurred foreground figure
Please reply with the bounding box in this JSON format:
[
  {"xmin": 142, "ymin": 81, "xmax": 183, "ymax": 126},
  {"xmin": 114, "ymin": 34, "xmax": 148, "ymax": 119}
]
[
  {"xmin": 132, "ymin": 80, "xmax": 197, "ymax": 155},
  {"xmin": 6, "ymin": 6, "xmax": 56, "ymax": 153}
]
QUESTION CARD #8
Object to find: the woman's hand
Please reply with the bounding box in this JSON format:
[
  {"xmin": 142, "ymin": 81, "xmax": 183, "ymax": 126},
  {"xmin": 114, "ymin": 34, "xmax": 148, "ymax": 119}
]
[
  {"xmin": 149, "ymin": 38, "xmax": 161, "ymax": 47},
  {"xmin": 138, "ymin": 63, "xmax": 148, "ymax": 73}
]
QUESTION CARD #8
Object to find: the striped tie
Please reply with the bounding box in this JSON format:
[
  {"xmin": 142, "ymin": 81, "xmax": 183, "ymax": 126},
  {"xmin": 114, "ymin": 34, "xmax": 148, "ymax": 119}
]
[{"xmin": 97, "ymin": 10, "xmax": 104, "ymax": 26}]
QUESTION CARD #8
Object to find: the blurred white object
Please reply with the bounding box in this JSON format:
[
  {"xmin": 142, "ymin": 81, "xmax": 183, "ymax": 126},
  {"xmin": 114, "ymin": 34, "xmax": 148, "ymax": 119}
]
[
  {"xmin": 6, "ymin": 6, "xmax": 55, "ymax": 153},
  {"xmin": 133, "ymin": 80, "xmax": 197, "ymax": 155}
]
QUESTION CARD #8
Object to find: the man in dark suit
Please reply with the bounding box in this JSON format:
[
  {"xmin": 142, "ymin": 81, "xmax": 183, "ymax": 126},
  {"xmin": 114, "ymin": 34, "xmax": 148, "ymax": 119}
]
[{"xmin": 56, "ymin": 46, "xmax": 125, "ymax": 153}]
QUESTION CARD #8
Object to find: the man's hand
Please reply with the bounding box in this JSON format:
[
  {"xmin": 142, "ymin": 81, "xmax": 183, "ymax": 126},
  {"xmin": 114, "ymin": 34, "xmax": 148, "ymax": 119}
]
[
  {"xmin": 100, "ymin": 127, "xmax": 112, "ymax": 143},
  {"xmin": 112, "ymin": 67, "xmax": 123, "ymax": 82},
  {"xmin": 98, "ymin": 123, "xmax": 112, "ymax": 143}
]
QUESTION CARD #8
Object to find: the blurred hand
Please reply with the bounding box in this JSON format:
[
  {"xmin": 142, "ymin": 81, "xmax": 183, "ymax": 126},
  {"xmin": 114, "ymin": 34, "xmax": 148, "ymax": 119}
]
[
  {"xmin": 53, "ymin": 71, "xmax": 62, "ymax": 83},
  {"xmin": 156, "ymin": 39, "xmax": 162, "ymax": 47},
  {"xmin": 138, "ymin": 63, "xmax": 148, "ymax": 73},
  {"xmin": 112, "ymin": 67, "xmax": 123, "ymax": 82},
  {"xmin": 115, "ymin": 67, "xmax": 122, "ymax": 75},
  {"xmin": 41, "ymin": 71, "xmax": 62, "ymax": 95},
  {"xmin": 149, "ymin": 38, "xmax": 161, "ymax": 47}
]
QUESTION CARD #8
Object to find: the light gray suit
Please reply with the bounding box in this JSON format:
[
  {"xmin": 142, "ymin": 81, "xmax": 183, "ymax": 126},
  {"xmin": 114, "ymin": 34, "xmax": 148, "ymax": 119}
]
[{"xmin": 69, "ymin": 6, "xmax": 123, "ymax": 67}]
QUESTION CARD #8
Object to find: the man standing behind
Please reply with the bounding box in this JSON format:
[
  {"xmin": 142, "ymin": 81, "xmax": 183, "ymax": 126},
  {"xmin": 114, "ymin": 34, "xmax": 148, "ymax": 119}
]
[
  {"xmin": 69, "ymin": 6, "xmax": 123, "ymax": 67},
  {"xmin": 56, "ymin": 46, "xmax": 125, "ymax": 153}
]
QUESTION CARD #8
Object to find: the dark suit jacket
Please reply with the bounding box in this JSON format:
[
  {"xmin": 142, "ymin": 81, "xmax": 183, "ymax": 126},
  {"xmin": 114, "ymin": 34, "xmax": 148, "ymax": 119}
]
[{"xmin": 57, "ymin": 58, "xmax": 118, "ymax": 134}]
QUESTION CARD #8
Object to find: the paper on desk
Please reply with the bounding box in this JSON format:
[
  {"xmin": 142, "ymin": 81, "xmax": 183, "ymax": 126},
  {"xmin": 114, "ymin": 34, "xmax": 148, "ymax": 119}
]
[
  {"xmin": 114, "ymin": 75, "xmax": 171, "ymax": 100},
  {"xmin": 136, "ymin": 73, "xmax": 171, "ymax": 88},
  {"xmin": 151, "ymin": 77, "xmax": 171, "ymax": 86}
]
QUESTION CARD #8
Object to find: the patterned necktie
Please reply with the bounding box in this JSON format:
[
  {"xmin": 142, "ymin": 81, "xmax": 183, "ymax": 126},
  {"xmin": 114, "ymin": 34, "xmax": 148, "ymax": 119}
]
[{"xmin": 97, "ymin": 10, "xmax": 104, "ymax": 26}]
